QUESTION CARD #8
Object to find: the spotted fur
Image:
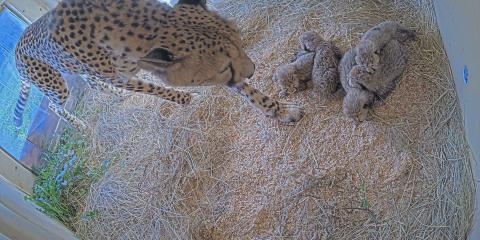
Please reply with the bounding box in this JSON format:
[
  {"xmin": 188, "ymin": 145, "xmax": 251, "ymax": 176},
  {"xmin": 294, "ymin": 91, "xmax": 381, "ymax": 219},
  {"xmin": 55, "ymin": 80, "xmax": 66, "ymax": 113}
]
[{"xmin": 14, "ymin": 0, "xmax": 304, "ymax": 131}]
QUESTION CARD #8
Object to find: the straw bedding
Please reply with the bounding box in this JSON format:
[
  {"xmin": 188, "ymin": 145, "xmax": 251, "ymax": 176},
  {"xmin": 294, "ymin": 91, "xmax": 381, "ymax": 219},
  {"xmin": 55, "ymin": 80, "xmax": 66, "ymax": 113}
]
[{"xmin": 76, "ymin": 0, "xmax": 475, "ymax": 239}]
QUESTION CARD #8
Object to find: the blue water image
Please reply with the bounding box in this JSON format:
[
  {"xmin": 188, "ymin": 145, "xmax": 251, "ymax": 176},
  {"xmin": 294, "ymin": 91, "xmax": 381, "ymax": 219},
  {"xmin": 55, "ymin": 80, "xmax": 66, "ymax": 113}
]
[{"xmin": 0, "ymin": 9, "xmax": 44, "ymax": 159}]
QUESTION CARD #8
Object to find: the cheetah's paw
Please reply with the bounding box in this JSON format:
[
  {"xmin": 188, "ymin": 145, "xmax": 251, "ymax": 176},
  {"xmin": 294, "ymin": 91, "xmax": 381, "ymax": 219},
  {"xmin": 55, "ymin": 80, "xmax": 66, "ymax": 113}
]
[
  {"xmin": 112, "ymin": 92, "xmax": 132, "ymax": 102},
  {"xmin": 179, "ymin": 91, "xmax": 203, "ymax": 106},
  {"xmin": 72, "ymin": 120, "xmax": 90, "ymax": 134},
  {"xmin": 273, "ymin": 102, "xmax": 305, "ymax": 124}
]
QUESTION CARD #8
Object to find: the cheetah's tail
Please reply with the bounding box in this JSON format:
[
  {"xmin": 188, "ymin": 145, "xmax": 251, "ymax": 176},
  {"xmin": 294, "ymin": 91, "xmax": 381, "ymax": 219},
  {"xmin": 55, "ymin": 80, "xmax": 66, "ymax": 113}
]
[{"xmin": 13, "ymin": 79, "xmax": 31, "ymax": 129}]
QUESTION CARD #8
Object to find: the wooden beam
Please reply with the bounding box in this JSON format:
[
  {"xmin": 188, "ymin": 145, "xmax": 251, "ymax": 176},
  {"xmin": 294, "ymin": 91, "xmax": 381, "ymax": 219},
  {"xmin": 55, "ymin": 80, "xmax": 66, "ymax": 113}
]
[
  {"xmin": 0, "ymin": 148, "xmax": 35, "ymax": 195},
  {"xmin": 0, "ymin": 176, "xmax": 77, "ymax": 240},
  {"xmin": 0, "ymin": 203, "xmax": 53, "ymax": 240}
]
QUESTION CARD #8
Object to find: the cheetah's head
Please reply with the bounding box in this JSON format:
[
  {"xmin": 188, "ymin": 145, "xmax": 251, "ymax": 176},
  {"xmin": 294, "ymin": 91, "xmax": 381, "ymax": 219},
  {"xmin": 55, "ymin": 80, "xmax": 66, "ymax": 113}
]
[{"xmin": 138, "ymin": 0, "xmax": 255, "ymax": 86}]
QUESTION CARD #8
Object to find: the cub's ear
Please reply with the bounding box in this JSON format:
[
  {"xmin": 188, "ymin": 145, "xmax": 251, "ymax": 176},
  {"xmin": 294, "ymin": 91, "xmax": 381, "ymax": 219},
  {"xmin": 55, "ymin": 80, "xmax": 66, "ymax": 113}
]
[{"xmin": 176, "ymin": 0, "xmax": 207, "ymax": 9}]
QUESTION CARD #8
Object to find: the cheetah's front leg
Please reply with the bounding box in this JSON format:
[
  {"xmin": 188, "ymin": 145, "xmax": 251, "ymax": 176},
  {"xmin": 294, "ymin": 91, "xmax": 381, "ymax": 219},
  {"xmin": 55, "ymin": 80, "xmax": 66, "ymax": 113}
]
[
  {"xmin": 83, "ymin": 75, "xmax": 131, "ymax": 100},
  {"xmin": 111, "ymin": 77, "xmax": 192, "ymax": 105},
  {"xmin": 228, "ymin": 81, "xmax": 304, "ymax": 123}
]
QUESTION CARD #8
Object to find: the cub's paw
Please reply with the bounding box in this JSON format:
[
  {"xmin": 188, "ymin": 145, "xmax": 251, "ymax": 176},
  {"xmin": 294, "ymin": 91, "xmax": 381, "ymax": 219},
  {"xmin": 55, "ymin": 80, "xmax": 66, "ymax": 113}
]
[
  {"xmin": 355, "ymin": 108, "xmax": 369, "ymax": 123},
  {"xmin": 273, "ymin": 102, "xmax": 305, "ymax": 124},
  {"xmin": 345, "ymin": 107, "xmax": 369, "ymax": 125}
]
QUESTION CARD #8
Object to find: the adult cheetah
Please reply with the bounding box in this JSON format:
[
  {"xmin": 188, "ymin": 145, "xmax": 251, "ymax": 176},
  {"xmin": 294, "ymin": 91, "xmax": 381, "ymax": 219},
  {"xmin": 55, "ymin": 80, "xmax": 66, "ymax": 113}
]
[{"xmin": 14, "ymin": 0, "xmax": 304, "ymax": 131}]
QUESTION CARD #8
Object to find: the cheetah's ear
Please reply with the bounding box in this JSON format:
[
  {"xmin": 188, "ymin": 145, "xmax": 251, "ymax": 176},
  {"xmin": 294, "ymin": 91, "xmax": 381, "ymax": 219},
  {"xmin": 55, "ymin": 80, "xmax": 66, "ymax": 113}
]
[{"xmin": 176, "ymin": 0, "xmax": 207, "ymax": 9}]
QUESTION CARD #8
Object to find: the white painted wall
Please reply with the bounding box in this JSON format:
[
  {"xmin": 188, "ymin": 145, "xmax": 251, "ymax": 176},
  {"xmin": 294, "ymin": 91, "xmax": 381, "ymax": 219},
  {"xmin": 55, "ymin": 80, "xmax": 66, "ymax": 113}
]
[{"xmin": 434, "ymin": 0, "xmax": 480, "ymax": 239}]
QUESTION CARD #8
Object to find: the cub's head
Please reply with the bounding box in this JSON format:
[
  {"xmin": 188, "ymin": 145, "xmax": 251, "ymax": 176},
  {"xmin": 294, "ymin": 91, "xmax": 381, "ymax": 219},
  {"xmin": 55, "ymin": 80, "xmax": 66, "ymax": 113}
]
[
  {"xmin": 347, "ymin": 65, "xmax": 371, "ymax": 88},
  {"xmin": 299, "ymin": 31, "xmax": 325, "ymax": 52},
  {"xmin": 138, "ymin": 0, "xmax": 255, "ymax": 86},
  {"xmin": 355, "ymin": 41, "xmax": 380, "ymax": 74},
  {"xmin": 343, "ymin": 88, "xmax": 373, "ymax": 123}
]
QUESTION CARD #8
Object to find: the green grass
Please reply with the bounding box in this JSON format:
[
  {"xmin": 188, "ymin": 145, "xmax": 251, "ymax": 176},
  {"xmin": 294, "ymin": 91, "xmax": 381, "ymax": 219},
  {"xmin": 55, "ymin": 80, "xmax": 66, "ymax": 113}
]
[
  {"xmin": 26, "ymin": 129, "xmax": 108, "ymax": 231},
  {"xmin": 359, "ymin": 180, "xmax": 369, "ymax": 210}
]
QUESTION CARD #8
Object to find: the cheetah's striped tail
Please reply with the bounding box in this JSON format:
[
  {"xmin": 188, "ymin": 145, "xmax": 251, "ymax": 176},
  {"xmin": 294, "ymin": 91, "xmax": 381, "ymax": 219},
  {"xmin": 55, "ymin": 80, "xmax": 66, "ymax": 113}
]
[{"xmin": 13, "ymin": 79, "xmax": 31, "ymax": 129}]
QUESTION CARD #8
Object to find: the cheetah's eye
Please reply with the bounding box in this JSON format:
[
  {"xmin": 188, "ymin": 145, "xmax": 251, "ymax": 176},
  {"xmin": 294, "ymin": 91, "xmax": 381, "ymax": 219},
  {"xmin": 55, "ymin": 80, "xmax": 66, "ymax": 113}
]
[
  {"xmin": 145, "ymin": 48, "xmax": 174, "ymax": 62},
  {"xmin": 177, "ymin": 0, "xmax": 207, "ymax": 9}
]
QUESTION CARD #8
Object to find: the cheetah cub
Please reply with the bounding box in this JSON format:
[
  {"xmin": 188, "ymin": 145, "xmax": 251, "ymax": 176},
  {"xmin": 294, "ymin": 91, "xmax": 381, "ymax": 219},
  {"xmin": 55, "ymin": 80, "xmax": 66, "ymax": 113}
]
[
  {"xmin": 355, "ymin": 21, "xmax": 416, "ymax": 73},
  {"xmin": 339, "ymin": 49, "xmax": 375, "ymax": 122},
  {"xmin": 273, "ymin": 31, "xmax": 342, "ymax": 96},
  {"xmin": 274, "ymin": 51, "xmax": 315, "ymax": 97},
  {"xmin": 302, "ymin": 31, "xmax": 343, "ymax": 95},
  {"xmin": 348, "ymin": 39, "xmax": 409, "ymax": 101},
  {"xmin": 341, "ymin": 39, "xmax": 411, "ymax": 122},
  {"xmin": 349, "ymin": 22, "xmax": 416, "ymax": 99}
]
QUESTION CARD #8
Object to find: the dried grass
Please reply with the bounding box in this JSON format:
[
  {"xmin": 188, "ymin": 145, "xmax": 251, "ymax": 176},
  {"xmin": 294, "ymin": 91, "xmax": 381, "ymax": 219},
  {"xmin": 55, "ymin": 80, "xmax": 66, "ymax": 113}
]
[{"xmin": 76, "ymin": 0, "xmax": 475, "ymax": 239}]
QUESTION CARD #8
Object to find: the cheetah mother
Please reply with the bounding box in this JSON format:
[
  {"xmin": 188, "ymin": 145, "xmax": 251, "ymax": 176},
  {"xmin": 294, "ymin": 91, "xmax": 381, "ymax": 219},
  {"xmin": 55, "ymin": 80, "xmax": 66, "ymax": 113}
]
[{"xmin": 14, "ymin": 0, "xmax": 304, "ymax": 131}]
